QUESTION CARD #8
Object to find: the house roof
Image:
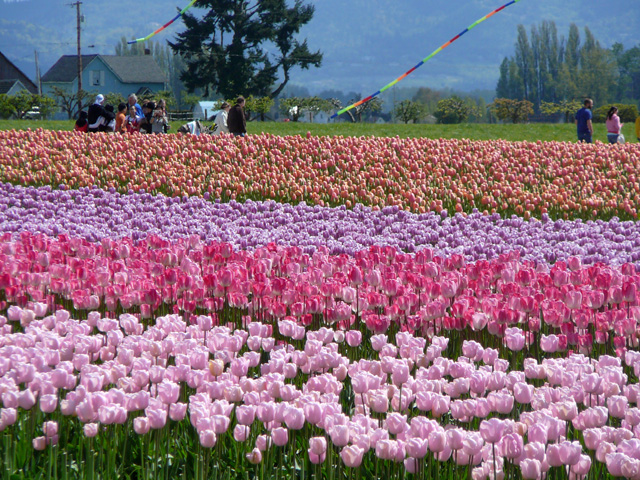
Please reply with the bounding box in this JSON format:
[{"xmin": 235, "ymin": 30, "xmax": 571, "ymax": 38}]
[
  {"xmin": 101, "ymin": 56, "xmax": 166, "ymax": 84},
  {"xmin": 0, "ymin": 79, "xmax": 26, "ymax": 95},
  {"xmin": 0, "ymin": 51, "xmax": 38, "ymax": 94},
  {"xmin": 41, "ymin": 55, "xmax": 98, "ymax": 83},
  {"xmin": 41, "ymin": 54, "xmax": 166, "ymax": 85}
]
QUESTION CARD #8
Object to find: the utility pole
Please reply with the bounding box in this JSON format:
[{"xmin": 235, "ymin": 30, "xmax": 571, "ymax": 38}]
[
  {"xmin": 34, "ymin": 50, "xmax": 41, "ymax": 95},
  {"xmin": 68, "ymin": 1, "xmax": 83, "ymax": 112}
]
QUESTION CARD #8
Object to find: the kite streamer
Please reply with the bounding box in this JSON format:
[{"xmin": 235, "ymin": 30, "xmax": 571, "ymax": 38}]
[
  {"xmin": 128, "ymin": 0, "xmax": 198, "ymax": 44},
  {"xmin": 331, "ymin": 0, "xmax": 523, "ymax": 118}
]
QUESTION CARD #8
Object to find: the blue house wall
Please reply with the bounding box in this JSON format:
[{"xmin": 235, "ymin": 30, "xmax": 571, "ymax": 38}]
[{"xmin": 43, "ymin": 56, "xmax": 165, "ymax": 118}]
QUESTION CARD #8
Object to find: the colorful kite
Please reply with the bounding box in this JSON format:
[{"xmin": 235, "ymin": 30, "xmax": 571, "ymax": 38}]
[
  {"xmin": 331, "ymin": 0, "xmax": 523, "ymax": 119},
  {"xmin": 128, "ymin": 0, "xmax": 198, "ymax": 44}
]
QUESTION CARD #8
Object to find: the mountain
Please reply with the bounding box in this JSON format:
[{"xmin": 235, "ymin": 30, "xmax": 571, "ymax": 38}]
[{"xmin": 1, "ymin": 0, "xmax": 638, "ymax": 97}]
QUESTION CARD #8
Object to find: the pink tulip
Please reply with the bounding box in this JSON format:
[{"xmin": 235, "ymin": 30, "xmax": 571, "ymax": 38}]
[
  {"xmin": 309, "ymin": 436, "xmax": 327, "ymax": 456},
  {"xmin": 386, "ymin": 413, "xmax": 408, "ymax": 435},
  {"xmin": 199, "ymin": 430, "xmax": 217, "ymax": 448},
  {"xmin": 607, "ymin": 395, "xmax": 629, "ymax": 419},
  {"xmin": 147, "ymin": 408, "xmax": 167, "ymax": 430},
  {"xmin": 246, "ymin": 448, "xmax": 262, "ymax": 464},
  {"xmin": 571, "ymin": 454, "xmax": 591, "ymax": 476},
  {"xmin": 345, "ymin": 330, "xmax": 362, "ymax": 347},
  {"xmin": 39, "ymin": 394, "xmax": 58, "ymax": 414},
  {"xmin": 271, "ymin": 427, "xmax": 289, "ymax": 447},
  {"xmin": 341, "ymin": 445, "xmax": 364, "ymax": 468},
  {"xmin": 83, "ymin": 423, "xmax": 99, "ymax": 438},
  {"xmin": 32, "ymin": 436, "xmax": 47, "ymax": 451},
  {"xmin": 429, "ymin": 429, "xmax": 447, "ymax": 452},
  {"xmin": 284, "ymin": 406, "xmax": 305, "ymax": 430},
  {"xmin": 233, "ymin": 425, "xmax": 250, "ymax": 442},
  {"xmin": 329, "ymin": 424, "xmax": 350, "ymax": 447},
  {"xmin": 406, "ymin": 438, "xmax": 428, "ymax": 459},
  {"xmin": 500, "ymin": 433, "xmax": 523, "ymax": 460},
  {"xmin": 134, "ymin": 417, "xmax": 150, "ymax": 435},
  {"xmin": 520, "ymin": 458, "xmax": 541, "ymax": 480},
  {"xmin": 480, "ymin": 418, "xmax": 504, "ymax": 444}
]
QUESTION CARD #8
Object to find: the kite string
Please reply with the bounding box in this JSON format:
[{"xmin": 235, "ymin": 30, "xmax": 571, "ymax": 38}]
[
  {"xmin": 331, "ymin": 0, "xmax": 522, "ymax": 118},
  {"xmin": 128, "ymin": 0, "xmax": 198, "ymax": 44}
]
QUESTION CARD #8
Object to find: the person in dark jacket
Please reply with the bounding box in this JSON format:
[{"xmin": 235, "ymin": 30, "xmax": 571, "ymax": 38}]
[
  {"xmin": 74, "ymin": 110, "xmax": 88, "ymax": 133},
  {"xmin": 138, "ymin": 101, "xmax": 155, "ymax": 134},
  {"xmin": 87, "ymin": 94, "xmax": 105, "ymax": 132},
  {"xmin": 227, "ymin": 96, "xmax": 247, "ymax": 137}
]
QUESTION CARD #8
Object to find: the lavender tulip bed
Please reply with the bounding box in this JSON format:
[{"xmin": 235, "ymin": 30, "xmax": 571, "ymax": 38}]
[{"xmin": 1, "ymin": 182, "xmax": 640, "ymax": 267}]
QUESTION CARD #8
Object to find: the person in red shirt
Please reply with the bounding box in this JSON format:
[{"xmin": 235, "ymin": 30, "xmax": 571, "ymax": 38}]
[
  {"xmin": 74, "ymin": 111, "xmax": 88, "ymax": 133},
  {"xmin": 125, "ymin": 106, "xmax": 141, "ymax": 134}
]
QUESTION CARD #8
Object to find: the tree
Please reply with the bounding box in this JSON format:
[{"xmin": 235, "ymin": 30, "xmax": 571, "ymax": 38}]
[
  {"xmin": 170, "ymin": 0, "xmax": 322, "ymax": 100},
  {"xmin": 180, "ymin": 91, "xmax": 201, "ymax": 110},
  {"xmin": 412, "ymin": 87, "xmax": 442, "ymax": 113},
  {"xmin": 490, "ymin": 98, "xmax": 534, "ymax": 124},
  {"xmin": 245, "ymin": 96, "xmax": 275, "ymax": 121},
  {"xmin": 0, "ymin": 91, "xmax": 60, "ymax": 120},
  {"xmin": 279, "ymin": 96, "xmax": 328, "ymax": 122},
  {"xmin": 0, "ymin": 94, "xmax": 14, "ymax": 119},
  {"xmin": 104, "ymin": 92, "xmax": 126, "ymax": 108},
  {"xmin": 36, "ymin": 95, "xmax": 58, "ymax": 120},
  {"xmin": 280, "ymin": 97, "xmax": 305, "ymax": 122},
  {"xmin": 153, "ymin": 91, "xmax": 178, "ymax": 110},
  {"xmin": 540, "ymin": 100, "xmax": 582, "ymax": 123},
  {"xmin": 394, "ymin": 100, "xmax": 426, "ymax": 124},
  {"xmin": 496, "ymin": 58, "xmax": 511, "ymax": 99},
  {"xmin": 434, "ymin": 96, "xmax": 471, "ymax": 124},
  {"xmin": 515, "ymin": 25, "xmax": 536, "ymax": 104},
  {"xmin": 329, "ymin": 97, "xmax": 382, "ymax": 123},
  {"xmin": 50, "ymin": 87, "xmax": 94, "ymax": 119}
]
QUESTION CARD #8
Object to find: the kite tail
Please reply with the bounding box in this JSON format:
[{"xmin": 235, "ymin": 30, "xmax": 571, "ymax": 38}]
[
  {"xmin": 330, "ymin": 0, "xmax": 522, "ymax": 119},
  {"xmin": 128, "ymin": 0, "xmax": 198, "ymax": 44}
]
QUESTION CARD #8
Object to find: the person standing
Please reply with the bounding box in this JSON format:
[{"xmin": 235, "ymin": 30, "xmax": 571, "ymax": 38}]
[
  {"xmin": 213, "ymin": 102, "xmax": 231, "ymax": 135},
  {"xmin": 87, "ymin": 94, "xmax": 106, "ymax": 133},
  {"xmin": 605, "ymin": 106, "xmax": 623, "ymax": 144},
  {"xmin": 115, "ymin": 103, "xmax": 127, "ymax": 134},
  {"xmin": 128, "ymin": 94, "xmax": 143, "ymax": 117},
  {"xmin": 575, "ymin": 98, "xmax": 594, "ymax": 143},
  {"xmin": 227, "ymin": 96, "xmax": 247, "ymax": 137}
]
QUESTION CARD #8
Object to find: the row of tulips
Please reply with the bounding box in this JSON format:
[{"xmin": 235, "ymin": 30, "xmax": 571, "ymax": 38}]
[
  {"xmin": 1, "ymin": 231, "xmax": 639, "ymax": 361},
  {"xmin": 2, "ymin": 183, "xmax": 640, "ymax": 267},
  {"xmin": 1, "ymin": 129, "xmax": 640, "ymax": 220},
  {"xmin": 2, "ymin": 305, "xmax": 640, "ymax": 479}
]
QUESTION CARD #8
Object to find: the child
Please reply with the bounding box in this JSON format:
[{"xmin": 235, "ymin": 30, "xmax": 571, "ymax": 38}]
[
  {"xmin": 74, "ymin": 111, "xmax": 88, "ymax": 133},
  {"xmin": 125, "ymin": 106, "xmax": 140, "ymax": 134},
  {"xmin": 115, "ymin": 103, "xmax": 127, "ymax": 133}
]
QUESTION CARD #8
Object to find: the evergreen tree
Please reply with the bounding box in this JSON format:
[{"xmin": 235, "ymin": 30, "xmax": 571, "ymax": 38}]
[
  {"xmin": 170, "ymin": 0, "xmax": 322, "ymax": 99},
  {"xmin": 496, "ymin": 58, "xmax": 510, "ymax": 99},
  {"xmin": 514, "ymin": 25, "xmax": 536, "ymax": 103}
]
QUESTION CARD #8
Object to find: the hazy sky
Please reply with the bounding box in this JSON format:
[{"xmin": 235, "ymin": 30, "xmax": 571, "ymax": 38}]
[{"xmin": 1, "ymin": 0, "xmax": 638, "ymax": 96}]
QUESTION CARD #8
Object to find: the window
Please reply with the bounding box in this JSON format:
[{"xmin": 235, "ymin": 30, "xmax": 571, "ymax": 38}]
[{"xmin": 90, "ymin": 70, "xmax": 105, "ymax": 87}]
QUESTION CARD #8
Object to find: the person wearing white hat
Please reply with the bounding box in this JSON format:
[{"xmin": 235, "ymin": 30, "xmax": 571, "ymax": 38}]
[{"xmin": 87, "ymin": 94, "xmax": 105, "ymax": 132}]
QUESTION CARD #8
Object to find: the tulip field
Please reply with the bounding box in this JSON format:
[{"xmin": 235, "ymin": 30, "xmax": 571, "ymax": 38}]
[{"xmin": 2, "ymin": 129, "xmax": 640, "ymax": 480}]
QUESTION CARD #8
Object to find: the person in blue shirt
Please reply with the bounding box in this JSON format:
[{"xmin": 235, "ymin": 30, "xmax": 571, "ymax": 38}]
[
  {"xmin": 128, "ymin": 93, "xmax": 143, "ymax": 118},
  {"xmin": 575, "ymin": 98, "xmax": 594, "ymax": 143}
]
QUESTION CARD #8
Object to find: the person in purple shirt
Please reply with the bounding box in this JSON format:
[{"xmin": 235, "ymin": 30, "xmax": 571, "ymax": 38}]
[{"xmin": 575, "ymin": 98, "xmax": 594, "ymax": 143}]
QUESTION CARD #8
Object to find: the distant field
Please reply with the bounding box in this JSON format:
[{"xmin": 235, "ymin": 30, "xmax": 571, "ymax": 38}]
[{"xmin": 0, "ymin": 119, "xmax": 636, "ymax": 143}]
